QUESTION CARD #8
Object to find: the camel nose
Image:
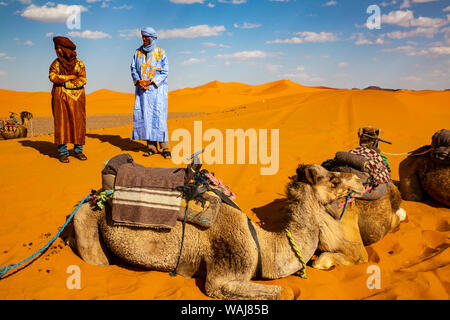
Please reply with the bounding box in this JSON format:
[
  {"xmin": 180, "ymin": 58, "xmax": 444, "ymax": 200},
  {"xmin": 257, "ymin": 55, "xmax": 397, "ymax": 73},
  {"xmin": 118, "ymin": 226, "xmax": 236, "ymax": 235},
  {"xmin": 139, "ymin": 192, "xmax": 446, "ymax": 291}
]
[{"xmin": 346, "ymin": 176, "xmax": 365, "ymax": 195}]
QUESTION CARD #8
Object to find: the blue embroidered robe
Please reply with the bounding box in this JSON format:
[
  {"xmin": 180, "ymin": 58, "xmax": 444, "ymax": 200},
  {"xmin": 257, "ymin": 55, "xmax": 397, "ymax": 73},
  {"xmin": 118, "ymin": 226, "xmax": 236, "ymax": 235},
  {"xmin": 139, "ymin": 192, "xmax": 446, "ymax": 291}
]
[{"xmin": 130, "ymin": 46, "xmax": 169, "ymax": 142}]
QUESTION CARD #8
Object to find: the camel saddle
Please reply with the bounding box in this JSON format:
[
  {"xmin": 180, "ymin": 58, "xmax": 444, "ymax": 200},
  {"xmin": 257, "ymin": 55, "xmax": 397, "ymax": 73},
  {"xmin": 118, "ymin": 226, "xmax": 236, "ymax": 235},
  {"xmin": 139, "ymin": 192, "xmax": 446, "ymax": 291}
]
[
  {"xmin": 322, "ymin": 146, "xmax": 392, "ymax": 200},
  {"xmin": 100, "ymin": 154, "xmax": 228, "ymax": 230},
  {"xmin": 0, "ymin": 119, "xmax": 19, "ymax": 133}
]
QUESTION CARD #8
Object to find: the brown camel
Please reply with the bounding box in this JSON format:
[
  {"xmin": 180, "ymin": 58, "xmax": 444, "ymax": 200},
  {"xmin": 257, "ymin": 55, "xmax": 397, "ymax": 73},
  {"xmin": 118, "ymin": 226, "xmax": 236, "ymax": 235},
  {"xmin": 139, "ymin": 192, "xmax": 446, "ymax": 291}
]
[
  {"xmin": 317, "ymin": 125, "xmax": 406, "ymax": 265},
  {"xmin": 0, "ymin": 111, "xmax": 33, "ymax": 140},
  {"xmin": 399, "ymin": 129, "xmax": 450, "ymax": 207},
  {"xmin": 68, "ymin": 164, "xmax": 369, "ymax": 300}
]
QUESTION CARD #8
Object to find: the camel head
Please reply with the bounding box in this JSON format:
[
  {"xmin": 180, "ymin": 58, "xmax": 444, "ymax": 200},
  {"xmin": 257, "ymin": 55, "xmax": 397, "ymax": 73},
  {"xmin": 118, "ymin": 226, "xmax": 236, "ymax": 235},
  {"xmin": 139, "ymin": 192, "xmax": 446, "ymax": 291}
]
[
  {"xmin": 20, "ymin": 111, "xmax": 33, "ymax": 123},
  {"xmin": 289, "ymin": 164, "xmax": 365, "ymax": 206},
  {"xmin": 358, "ymin": 126, "xmax": 380, "ymax": 149}
]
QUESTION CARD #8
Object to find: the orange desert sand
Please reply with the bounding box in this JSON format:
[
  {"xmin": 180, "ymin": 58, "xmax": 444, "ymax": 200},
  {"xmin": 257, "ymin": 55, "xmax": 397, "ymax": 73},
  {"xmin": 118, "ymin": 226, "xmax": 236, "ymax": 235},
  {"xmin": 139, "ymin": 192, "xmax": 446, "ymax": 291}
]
[{"xmin": 0, "ymin": 80, "xmax": 449, "ymax": 300}]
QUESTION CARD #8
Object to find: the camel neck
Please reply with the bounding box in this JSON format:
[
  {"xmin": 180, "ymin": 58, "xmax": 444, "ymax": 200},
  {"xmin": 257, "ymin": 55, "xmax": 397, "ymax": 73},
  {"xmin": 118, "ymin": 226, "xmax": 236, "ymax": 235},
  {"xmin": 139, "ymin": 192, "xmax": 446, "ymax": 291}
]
[{"xmin": 256, "ymin": 184, "xmax": 321, "ymax": 279}]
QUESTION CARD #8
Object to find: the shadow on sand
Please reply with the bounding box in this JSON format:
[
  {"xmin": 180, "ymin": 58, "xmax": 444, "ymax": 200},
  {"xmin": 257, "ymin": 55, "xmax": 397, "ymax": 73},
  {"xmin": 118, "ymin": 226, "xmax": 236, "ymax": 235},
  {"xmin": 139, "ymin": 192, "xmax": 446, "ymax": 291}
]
[
  {"xmin": 86, "ymin": 133, "xmax": 147, "ymax": 152},
  {"xmin": 18, "ymin": 140, "xmax": 59, "ymax": 159}
]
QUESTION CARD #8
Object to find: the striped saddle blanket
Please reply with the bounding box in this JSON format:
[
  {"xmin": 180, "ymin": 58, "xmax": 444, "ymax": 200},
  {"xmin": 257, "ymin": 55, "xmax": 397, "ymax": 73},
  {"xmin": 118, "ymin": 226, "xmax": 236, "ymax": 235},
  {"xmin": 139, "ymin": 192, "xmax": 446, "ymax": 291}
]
[
  {"xmin": 111, "ymin": 163, "xmax": 186, "ymax": 229},
  {"xmin": 103, "ymin": 154, "xmax": 226, "ymax": 230}
]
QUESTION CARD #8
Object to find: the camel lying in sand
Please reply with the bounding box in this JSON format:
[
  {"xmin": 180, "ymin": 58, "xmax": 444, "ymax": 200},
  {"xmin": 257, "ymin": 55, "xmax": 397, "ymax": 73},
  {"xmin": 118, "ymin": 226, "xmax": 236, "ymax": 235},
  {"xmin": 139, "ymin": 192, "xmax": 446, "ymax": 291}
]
[
  {"xmin": 0, "ymin": 111, "xmax": 33, "ymax": 140},
  {"xmin": 399, "ymin": 129, "xmax": 450, "ymax": 207},
  {"xmin": 316, "ymin": 126, "xmax": 406, "ymax": 266},
  {"xmin": 70, "ymin": 164, "xmax": 373, "ymax": 300}
]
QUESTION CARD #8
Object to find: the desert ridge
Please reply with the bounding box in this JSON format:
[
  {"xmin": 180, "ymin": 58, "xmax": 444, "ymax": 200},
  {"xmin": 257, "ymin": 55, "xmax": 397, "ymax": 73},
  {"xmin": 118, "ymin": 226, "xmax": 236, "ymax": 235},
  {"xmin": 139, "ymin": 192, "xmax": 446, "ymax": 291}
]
[{"xmin": 0, "ymin": 80, "xmax": 449, "ymax": 300}]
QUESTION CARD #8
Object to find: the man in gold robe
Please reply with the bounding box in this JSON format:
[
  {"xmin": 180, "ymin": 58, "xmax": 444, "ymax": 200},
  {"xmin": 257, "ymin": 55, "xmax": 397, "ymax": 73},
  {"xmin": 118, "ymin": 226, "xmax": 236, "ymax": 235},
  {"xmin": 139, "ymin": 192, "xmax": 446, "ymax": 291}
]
[{"xmin": 49, "ymin": 36, "xmax": 87, "ymax": 163}]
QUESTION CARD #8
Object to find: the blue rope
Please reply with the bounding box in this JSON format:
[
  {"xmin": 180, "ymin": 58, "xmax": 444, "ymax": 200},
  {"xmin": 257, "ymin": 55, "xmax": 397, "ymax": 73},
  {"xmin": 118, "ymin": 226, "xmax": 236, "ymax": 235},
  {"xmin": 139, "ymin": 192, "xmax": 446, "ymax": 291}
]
[
  {"xmin": 0, "ymin": 194, "xmax": 91, "ymax": 279},
  {"xmin": 339, "ymin": 192, "xmax": 353, "ymax": 221}
]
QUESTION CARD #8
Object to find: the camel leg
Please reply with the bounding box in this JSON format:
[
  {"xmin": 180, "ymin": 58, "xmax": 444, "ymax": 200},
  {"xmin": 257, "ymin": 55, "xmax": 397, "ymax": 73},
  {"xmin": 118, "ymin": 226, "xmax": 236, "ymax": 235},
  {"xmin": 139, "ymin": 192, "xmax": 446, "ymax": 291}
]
[
  {"xmin": 73, "ymin": 203, "xmax": 111, "ymax": 266},
  {"xmin": 399, "ymin": 157, "xmax": 424, "ymax": 202},
  {"xmin": 313, "ymin": 252, "xmax": 359, "ymax": 270},
  {"xmin": 205, "ymin": 272, "xmax": 292, "ymax": 300},
  {"xmin": 315, "ymin": 207, "xmax": 368, "ymax": 270}
]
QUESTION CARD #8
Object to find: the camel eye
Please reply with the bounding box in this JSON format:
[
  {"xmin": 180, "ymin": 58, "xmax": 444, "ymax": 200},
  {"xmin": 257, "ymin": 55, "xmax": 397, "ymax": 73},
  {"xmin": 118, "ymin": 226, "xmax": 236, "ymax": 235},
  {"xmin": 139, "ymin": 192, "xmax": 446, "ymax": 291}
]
[{"xmin": 330, "ymin": 177, "xmax": 341, "ymax": 187}]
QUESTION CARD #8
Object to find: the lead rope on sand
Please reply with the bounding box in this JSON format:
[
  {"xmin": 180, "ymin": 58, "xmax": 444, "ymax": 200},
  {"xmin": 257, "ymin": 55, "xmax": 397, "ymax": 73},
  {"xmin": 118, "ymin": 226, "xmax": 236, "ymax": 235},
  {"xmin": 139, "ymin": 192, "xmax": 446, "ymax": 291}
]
[{"xmin": 0, "ymin": 194, "xmax": 91, "ymax": 279}]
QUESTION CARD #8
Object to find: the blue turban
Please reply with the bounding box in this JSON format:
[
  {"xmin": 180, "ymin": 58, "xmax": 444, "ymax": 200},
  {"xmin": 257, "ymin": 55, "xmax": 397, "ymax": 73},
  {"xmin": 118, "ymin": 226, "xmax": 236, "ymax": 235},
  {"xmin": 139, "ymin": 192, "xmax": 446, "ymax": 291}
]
[
  {"xmin": 141, "ymin": 27, "xmax": 157, "ymax": 54},
  {"xmin": 141, "ymin": 27, "xmax": 157, "ymax": 39}
]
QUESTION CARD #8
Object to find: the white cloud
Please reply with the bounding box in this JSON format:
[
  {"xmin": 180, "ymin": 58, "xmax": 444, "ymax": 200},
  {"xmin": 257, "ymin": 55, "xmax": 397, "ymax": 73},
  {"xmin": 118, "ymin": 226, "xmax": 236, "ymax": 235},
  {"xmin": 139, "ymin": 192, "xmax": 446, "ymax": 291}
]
[
  {"xmin": 202, "ymin": 42, "xmax": 231, "ymax": 48},
  {"xmin": 382, "ymin": 10, "xmax": 449, "ymax": 28},
  {"xmin": 170, "ymin": 0, "xmax": 204, "ymax": 3},
  {"xmin": 382, "ymin": 45, "xmax": 416, "ymax": 54},
  {"xmin": 21, "ymin": 4, "xmax": 88, "ymax": 23},
  {"xmin": 207, "ymin": 3, "xmax": 215, "ymax": 7},
  {"xmin": 67, "ymin": 30, "xmax": 111, "ymax": 39},
  {"xmin": 216, "ymin": 50, "xmax": 283, "ymax": 61},
  {"xmin": 281, "ymin": 65, "xmax": 324, "ymax": 83},
  {"xmin": 382, "ymin": 45, "xmax": 450, "ymax": 57},
  {"xmin": 234, "ymin": 22, "xmax": 261, "ymax": 29},
  {"xmin": 182, "ymin": 58, "xmax": 205, "ymax": 65},
  {"xmin": 324, "ymin": 1, "xmax": 337, "ymax": 6},
  {"xmin": 264, "ymin": 63, "xmax": 284, "ymax": 73},
  {"xmin": 0, "ymin": 2, "xmax": 7, "ymax": 6},
  {"xmin": 353, "ymin": 33, "xmax": 388, "ymax": 45},
  {"xmin": 380, "ymin": 0, "xmax": 397, "ymax": 7},
  {"xmin": 118, "ymin": 28, "xmax": 140, "ymax": 39},
  {"xmin": 112, "ymin": 5, "xmax": 133, "ymax": 10},
  {"xmin": 217, "ymin": 0, "xmax": 247, "ymax": 4},
  {"xmin": 24, "ymin": 40, "xmax": 34, "ymax": 46},
  {"xmin": 338, "ymin": 62, "xmax": 349, "ymax": 68},
  {"xmin": 267, "ymin": 31, "xmax": 338, "ymax": 44},
  {"xmin": 399, "ymin": 0, "xmax": 410, "ymax": 9},
  {"xmin": 444, "ymin": 6, "xmax": 450, "ymax": 13},
  {"xmin": 401, "ymin": 75, "xmax": 421, "ymax": 81},
  {"xmin": 158, "ymin": 25, "xmax": 226, "ymax": 39},
  {"xmin": 45, "ymin": 32, "xmax": 54, "ymax": 38},
  {"xmin": 386, "ymin": 27, "xmax": 439, "ymax": 39}
]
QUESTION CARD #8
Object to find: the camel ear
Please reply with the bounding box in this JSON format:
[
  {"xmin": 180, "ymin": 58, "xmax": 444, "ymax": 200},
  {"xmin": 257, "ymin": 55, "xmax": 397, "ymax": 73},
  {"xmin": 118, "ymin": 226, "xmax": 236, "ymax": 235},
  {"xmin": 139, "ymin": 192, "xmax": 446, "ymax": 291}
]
[
  {"xmin": 375, "ymin": 128, "xmax": 380, "ymax": 137},
  {"xmin": 297, "ymin": 165, "xmax": 320, "ymax": 185},
  {"xmin": 358, "ymin": 128, "xmax": 363, "ymax": 137}
]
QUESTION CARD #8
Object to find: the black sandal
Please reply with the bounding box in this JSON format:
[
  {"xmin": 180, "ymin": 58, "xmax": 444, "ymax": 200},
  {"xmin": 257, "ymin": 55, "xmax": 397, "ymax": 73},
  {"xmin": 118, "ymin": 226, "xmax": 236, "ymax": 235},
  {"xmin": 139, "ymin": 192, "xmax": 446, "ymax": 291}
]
[
  {"xmin": 74, "ymin": 153, "xmax": 88, "ymax": 161},
  {"xmin": 143, "ymin": 148, "xmax": 157, "ymax": 157},
  {"xmin": 59, "ymin": 154, "xmax": 70, "ymax": 163},
  {"xmin": 161, "ymin": 150, "xmax": 172, "ymax": 159}
]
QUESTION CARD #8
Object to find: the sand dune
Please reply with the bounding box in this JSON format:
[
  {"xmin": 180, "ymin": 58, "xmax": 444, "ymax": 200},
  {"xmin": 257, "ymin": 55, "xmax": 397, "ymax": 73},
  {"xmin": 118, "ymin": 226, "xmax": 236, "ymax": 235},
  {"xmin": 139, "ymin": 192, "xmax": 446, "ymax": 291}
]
[{"xmin": 0, "ymin": 80, "xmax": 449, "ymax": 300}]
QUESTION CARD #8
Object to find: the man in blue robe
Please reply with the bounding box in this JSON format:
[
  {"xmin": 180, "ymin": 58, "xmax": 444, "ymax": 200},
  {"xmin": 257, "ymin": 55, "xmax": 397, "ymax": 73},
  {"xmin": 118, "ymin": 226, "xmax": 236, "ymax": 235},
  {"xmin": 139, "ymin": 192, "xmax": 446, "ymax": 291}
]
[{"xmin": 130, "ymin": 27, "xmax": 171, "ymax": 158}]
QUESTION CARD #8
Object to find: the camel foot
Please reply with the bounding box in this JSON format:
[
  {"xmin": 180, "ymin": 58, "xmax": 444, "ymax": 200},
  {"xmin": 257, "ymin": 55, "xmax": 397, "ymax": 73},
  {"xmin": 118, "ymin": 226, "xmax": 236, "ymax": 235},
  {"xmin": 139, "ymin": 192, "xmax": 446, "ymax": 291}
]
[
  {"xmin": 274, "ymin": 286, "xmax": 295, "ymax": 300},
  {"xmin": 206, "ymin": 277, "xmax": 285, "ymax": 300},
  {"xmin": 396, "ymin": 208, "xmax": 406, "ymax": 222},
  {"xmin": 312, "ymin": 252, "xmax": 355, "ymax": 270}
]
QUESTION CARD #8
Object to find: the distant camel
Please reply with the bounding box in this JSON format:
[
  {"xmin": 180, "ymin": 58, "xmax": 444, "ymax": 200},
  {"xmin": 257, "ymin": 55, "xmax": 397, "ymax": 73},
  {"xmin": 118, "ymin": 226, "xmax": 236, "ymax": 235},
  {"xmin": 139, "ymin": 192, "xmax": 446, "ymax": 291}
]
[
  {"xmin": 399, "ymin": 129, "xmax": 450, "ymax": 207},
  {"xmin": 0, "ymin": 111, "xmax": 33, "ymax": 140}
]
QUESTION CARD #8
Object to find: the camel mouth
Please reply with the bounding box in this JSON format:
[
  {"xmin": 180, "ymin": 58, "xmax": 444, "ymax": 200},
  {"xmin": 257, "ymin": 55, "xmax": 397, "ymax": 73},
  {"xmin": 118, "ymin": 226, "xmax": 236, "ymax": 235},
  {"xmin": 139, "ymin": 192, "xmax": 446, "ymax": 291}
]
[{"xmin": 343, "ymin": 176, "xmax": 366, "ymax": 196}]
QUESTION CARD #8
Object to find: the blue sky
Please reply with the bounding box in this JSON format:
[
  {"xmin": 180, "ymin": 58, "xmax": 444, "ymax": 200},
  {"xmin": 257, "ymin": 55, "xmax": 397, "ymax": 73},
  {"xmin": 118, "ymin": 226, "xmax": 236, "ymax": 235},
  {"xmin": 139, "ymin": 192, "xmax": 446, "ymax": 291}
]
[{"xmin": 0, "ymin": 0, "xmax": 449, "ymax": 93}]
